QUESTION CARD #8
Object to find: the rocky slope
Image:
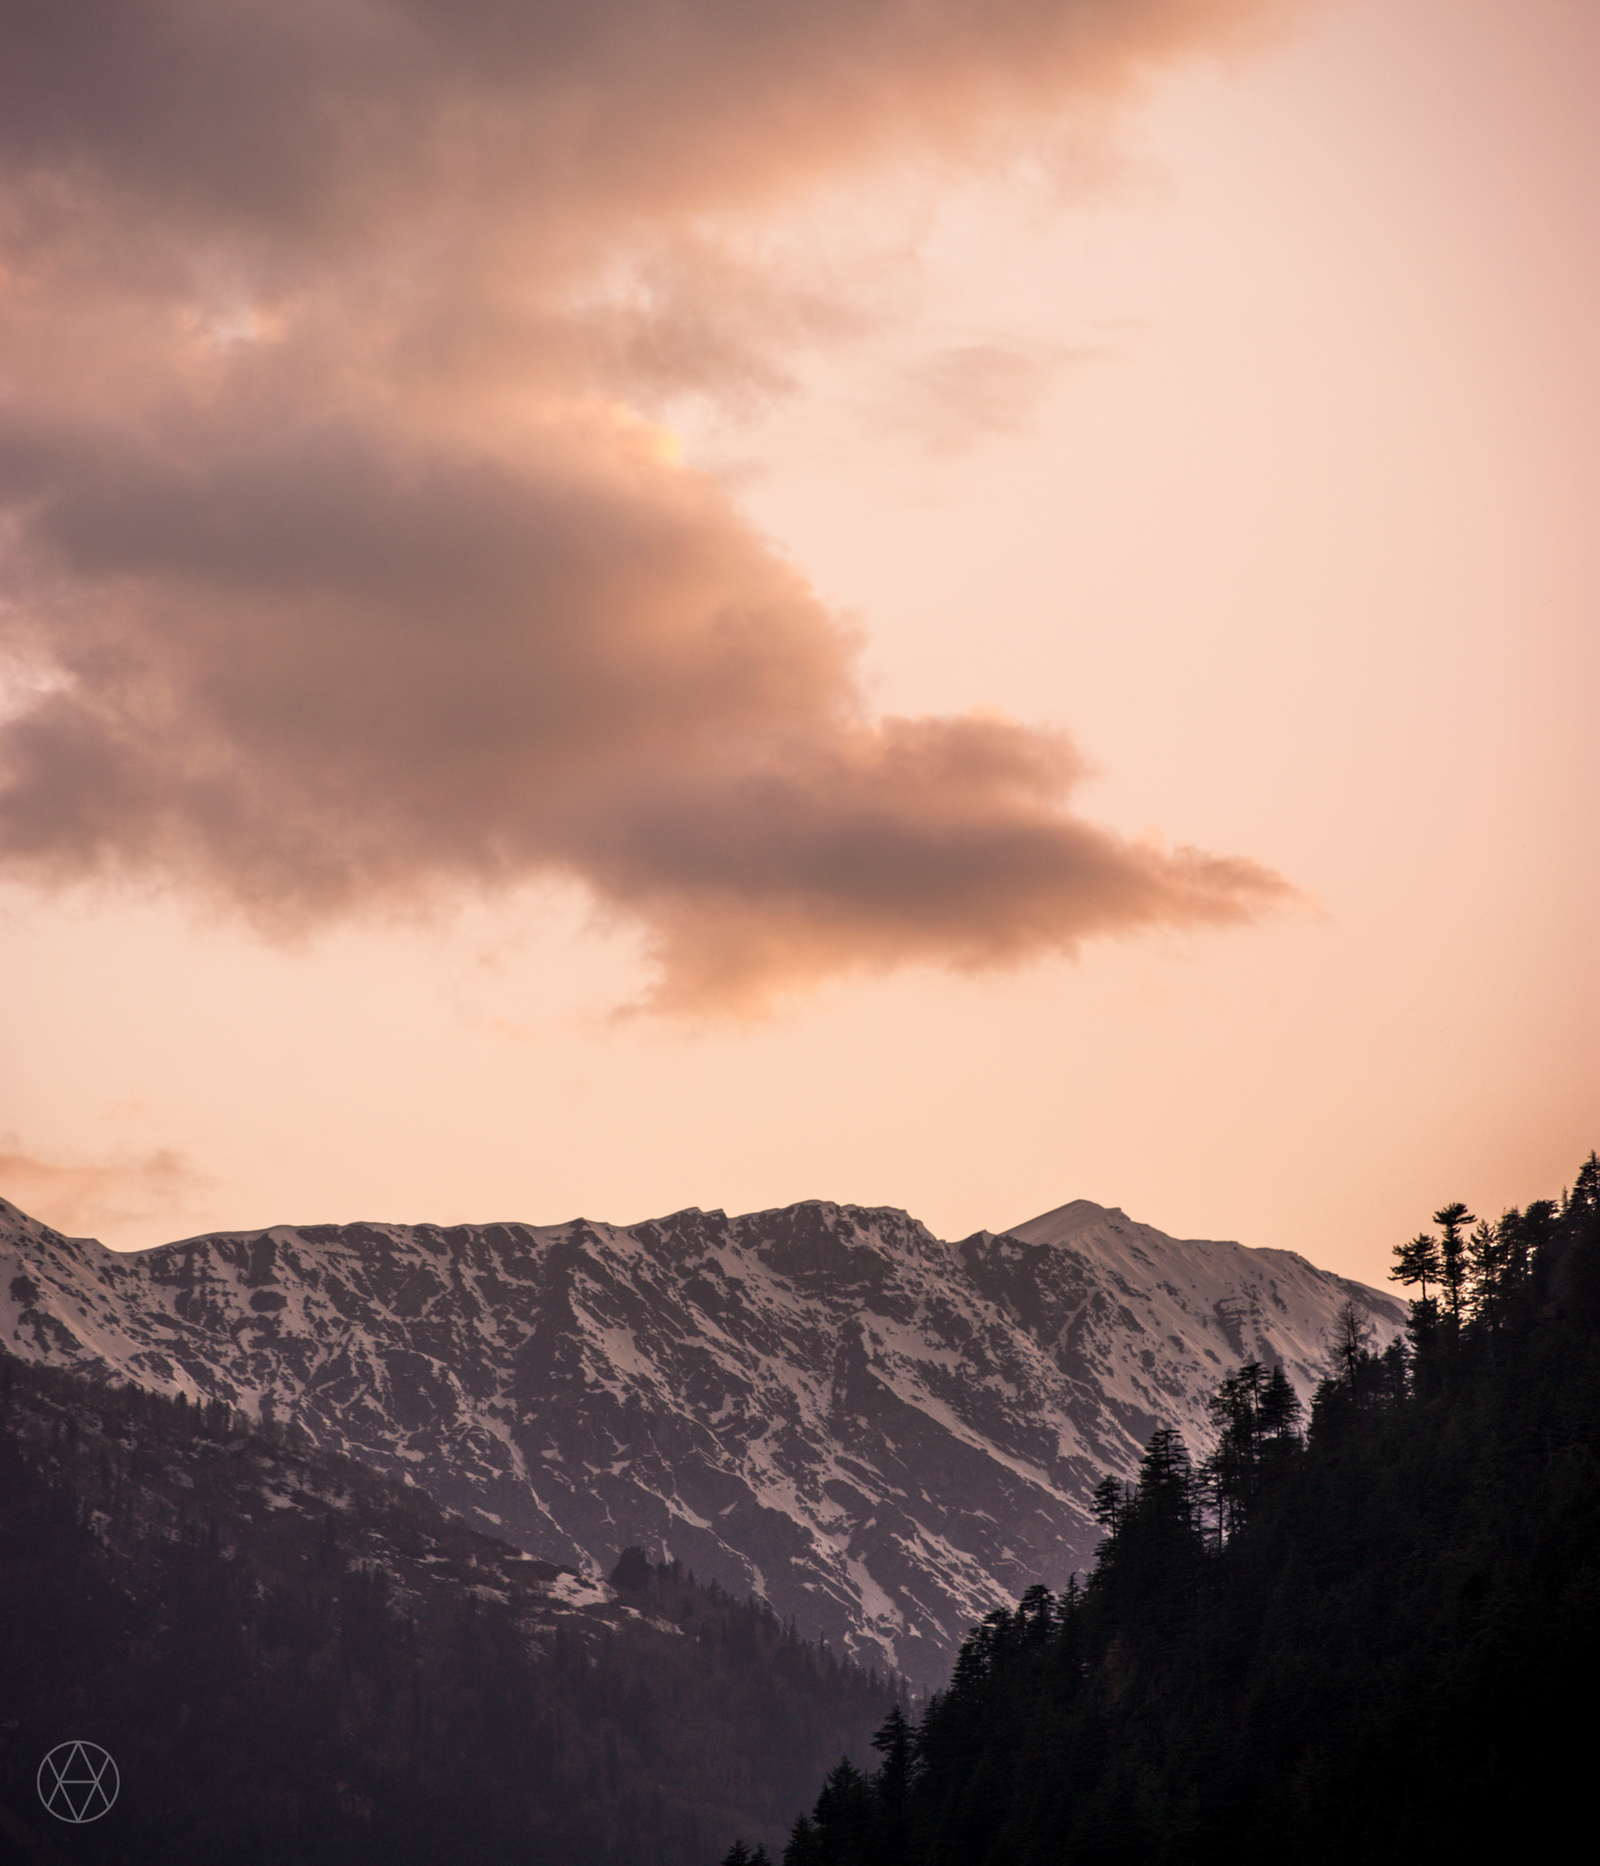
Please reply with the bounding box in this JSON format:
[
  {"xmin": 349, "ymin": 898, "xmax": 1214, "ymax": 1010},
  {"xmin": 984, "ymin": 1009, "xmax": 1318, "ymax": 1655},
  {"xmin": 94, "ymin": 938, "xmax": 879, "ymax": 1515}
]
[{"xmin": 1, "ymin": 1192, "xmax": 1403, "ymax": 1691}]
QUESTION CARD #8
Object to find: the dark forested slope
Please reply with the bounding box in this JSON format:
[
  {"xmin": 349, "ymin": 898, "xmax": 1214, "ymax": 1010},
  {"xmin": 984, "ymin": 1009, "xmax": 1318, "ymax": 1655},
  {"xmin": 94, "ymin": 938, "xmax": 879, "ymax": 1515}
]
[
  {"xmin": 764, "ymin": 1154, "xmax": 1600, "ymax": 1866},
  {"xmin": 0, "ymin": 1358, "xmax": 899, "ymax": 1865}
]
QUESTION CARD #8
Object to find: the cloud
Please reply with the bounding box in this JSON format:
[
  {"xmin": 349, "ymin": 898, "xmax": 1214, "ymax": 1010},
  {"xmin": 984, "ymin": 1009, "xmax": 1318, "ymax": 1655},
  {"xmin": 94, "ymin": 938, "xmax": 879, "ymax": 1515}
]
[
  {"xmin": 0, "ymin": 1143, "xmax": 212, "ymax": 1236},
  {"xmin": 0, "ymin": 3, "xmax": 1293, "ymax": 247},
  {"xmin": 888, "ymin": 341, "xmax": 1100, "ymax": 452},
  {"xmin": 0, "ymin": 0, "xmax": 1298, "ymax": 1013}
]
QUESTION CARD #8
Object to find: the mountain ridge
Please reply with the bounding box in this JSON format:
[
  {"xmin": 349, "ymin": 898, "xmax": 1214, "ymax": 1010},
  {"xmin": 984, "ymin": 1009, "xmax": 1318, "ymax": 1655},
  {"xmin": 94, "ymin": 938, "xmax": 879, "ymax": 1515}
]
[{"xmin": 1, "ymin": 1190, "xmax": 1403, "ymax": 1692}]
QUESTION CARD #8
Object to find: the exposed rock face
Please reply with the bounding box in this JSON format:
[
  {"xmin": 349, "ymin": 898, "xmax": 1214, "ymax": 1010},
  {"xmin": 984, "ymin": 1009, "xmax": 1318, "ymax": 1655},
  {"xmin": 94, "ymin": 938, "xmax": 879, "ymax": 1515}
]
[{"xmin": 1, "ymin": 1192, "xmax": 1403, "ymax": 1691}]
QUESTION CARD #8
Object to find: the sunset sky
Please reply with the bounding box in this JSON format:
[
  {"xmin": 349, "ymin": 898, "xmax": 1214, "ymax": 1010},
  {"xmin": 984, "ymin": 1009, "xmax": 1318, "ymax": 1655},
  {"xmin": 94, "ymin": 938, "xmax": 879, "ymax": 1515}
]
[{"xmin": 1, "ymin": 0, "xmax": 1594, "ymax": 1288}]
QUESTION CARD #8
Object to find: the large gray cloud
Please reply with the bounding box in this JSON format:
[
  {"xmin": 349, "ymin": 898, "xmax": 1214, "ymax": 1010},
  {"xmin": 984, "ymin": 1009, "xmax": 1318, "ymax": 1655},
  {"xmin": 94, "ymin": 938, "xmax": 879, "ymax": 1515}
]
[{"xmin": 0, "ymin": 0, "xmax": 1295, "ymax": 1011}]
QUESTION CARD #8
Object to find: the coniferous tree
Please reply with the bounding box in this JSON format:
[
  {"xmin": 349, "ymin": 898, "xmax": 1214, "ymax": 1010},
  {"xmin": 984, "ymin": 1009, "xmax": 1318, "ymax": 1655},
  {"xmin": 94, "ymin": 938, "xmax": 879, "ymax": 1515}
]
[
  {"xmin": 1432, "ymin": 1200, "xmax": 1475, "ymax": 1323},
  {"xmin": 1089, "ymin": 1473, "xmax": 1125, "ymax": 1534},
  {"xmin": 610, "ymin": 1544, "xmax": 654, "ymax": 1591},
  {"xmin": 1258, "ymin": 1362, "xmax": 1302, "ymax": 1440},
  {"xmin": 1390, "ymin": 1229, "xmax": 1441, "ymax": 1303},
  {"xmin": 1329, "ymin": 1297, "xmax": 1375, "ymax": 1385}
]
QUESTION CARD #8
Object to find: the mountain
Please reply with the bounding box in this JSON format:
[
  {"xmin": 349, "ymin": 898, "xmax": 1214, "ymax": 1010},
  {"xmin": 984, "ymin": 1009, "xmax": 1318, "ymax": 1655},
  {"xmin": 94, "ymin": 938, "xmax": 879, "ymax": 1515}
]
[
  {"xmin": 0, "ymin": 1355, "xmax": 896, "ymax": 1865},
  {"xmin": 768, "ymin": 1157, "xmax": 1600, "ymax": 1866},
  {"xmin": 1, "ymin": 1192, "xmax": 1403, "ymax": 1693}
]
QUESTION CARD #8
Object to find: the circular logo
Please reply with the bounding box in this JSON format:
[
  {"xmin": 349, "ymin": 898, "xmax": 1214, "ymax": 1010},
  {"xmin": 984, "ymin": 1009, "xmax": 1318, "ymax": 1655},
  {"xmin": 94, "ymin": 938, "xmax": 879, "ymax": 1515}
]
[{"xmin": 37, "ymin": 1742, "xmax": 120, "ymax": 1823}]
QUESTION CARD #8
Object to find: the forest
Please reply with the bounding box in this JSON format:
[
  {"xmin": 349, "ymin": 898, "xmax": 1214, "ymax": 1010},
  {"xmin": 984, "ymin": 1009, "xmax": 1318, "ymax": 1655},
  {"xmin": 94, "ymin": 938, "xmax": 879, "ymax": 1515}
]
[
  {"xmin": 0, "ymin": 1359, "xmax": 897, "ymax": 1864},
  {"xmin": 735, "ymin": 1153, "xmax": 1600, "ymax": 1865}
]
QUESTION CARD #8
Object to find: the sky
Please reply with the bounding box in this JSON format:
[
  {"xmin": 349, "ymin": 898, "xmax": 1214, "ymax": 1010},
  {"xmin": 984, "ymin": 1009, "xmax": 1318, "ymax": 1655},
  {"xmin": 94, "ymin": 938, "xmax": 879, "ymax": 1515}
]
[{"xmin": 1, "ymin": 0, "xmax": 1595, "ymax": 1287}]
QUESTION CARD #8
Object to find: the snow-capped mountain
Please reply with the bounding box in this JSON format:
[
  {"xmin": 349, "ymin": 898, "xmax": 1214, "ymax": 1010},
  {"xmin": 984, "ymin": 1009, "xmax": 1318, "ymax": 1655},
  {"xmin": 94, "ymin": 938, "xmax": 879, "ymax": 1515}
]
[{"xmin": 1, "ymin": 1191, "xmax": 1403, "ymax": 1691}]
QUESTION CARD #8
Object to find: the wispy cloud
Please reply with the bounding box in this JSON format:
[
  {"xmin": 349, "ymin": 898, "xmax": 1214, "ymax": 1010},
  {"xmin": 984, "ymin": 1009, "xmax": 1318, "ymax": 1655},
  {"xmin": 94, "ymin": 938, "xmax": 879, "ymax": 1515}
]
[
  {"xmin": 884, "ymin": 338, "xmax": 1113, "ymax": 453},
  {"xmin": 0, "ymin": 0, "xmax": 1298, "ymax": 1014},
  {"xmin": 0, "ymin": 1143, "xmax": 212, "ymax": 1237}
]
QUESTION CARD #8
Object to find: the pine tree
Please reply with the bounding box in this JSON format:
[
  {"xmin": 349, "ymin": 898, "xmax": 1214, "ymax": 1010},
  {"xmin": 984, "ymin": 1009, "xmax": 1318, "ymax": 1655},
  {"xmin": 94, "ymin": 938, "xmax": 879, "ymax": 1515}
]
[
  {"xmin": 1391, "ymin": 1229, "xmax": 1442, "ymax": 1303},
  {"xmin": 1568, "ymin": 1150, "xmax": 1600, "ymax": 1221},
  {"xmin": 610, "ymin": 1545, "xmax": 653, "ymax": 1592},
  {"xmin": 1329, "ymin": 1297, "xmax": 1375, "ymax": 1385},
  {"xmin": 1432, "ymin": 1201, "xmax": 1476, "ymax": 1323},
  {"xmin": 1466, "ymin": 1217, "xmax": 1510, "ymax": 1323},
  {"xmin": 1014, "ymin": 1583, "xmax": 1055, "ymax": 1646},
  {"xmin": 1259, "ymin": 1363, "xmax": 1303, "ymax": 1440},
  {"xmin": 1089, "ymin": 1473, "xmax": 1125, "ymax": 1536},
  {"xmin": 1204, "ymin": 1371, "xmax": 1253, "ymax": 1538},
  {"xmin": 870, "ymin": 1702, "xmax": 914, "ymax": 1859},
  {"xmin": 808, "ymin": 1757, "xmax": 876, "ymax": 1858},
  {"xmin": 785, "ymin": 1814, "xmax": 824, "ymax": 1866}
]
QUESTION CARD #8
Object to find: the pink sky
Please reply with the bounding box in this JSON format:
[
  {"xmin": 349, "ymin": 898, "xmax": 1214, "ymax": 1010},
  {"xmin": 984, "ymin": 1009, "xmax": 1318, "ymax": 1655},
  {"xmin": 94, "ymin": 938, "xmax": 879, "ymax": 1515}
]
[{"xmin": 1, "ymin": 0, "xmax": 1595, "ymax": 1286}]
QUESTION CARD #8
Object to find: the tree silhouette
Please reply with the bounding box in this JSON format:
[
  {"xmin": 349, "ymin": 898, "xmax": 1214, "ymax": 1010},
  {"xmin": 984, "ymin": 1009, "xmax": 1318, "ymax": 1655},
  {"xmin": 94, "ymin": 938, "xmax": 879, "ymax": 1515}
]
[
  {"xmin": 1259, "ymin": 1363, "xmax": 1303, "ymax": 1440},
  {"xmin": 610, "ymin": 1544, "xmax": 653, "ymax": 1592},
  {"xmin": 1391, "ymin": 1229, "xmax": 1441, "ymax": 1303},
  {"xmin": 1329, "ymin": 1297, "xmax": 1375, "ymax": 1385},
  {"xmin": 1432, "ymin": 1201, "xmax": 1476, "ymax": 1323}
]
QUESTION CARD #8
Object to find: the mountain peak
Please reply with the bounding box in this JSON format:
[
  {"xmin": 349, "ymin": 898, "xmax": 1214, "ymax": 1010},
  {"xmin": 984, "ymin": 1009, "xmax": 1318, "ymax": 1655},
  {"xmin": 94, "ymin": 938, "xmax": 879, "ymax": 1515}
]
[
  {"xmin": 1002, "ymin": 1199, "xmax": 1124, "ymax": 1244},
  {"xmin": 1, "ymin": 1188, "xmax": 1404, "ymax": 1692}
]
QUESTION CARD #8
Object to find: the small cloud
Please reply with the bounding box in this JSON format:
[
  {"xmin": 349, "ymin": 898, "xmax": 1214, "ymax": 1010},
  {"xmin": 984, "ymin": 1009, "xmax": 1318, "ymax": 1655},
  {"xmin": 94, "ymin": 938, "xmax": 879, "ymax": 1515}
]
[
  {"xmin": 0, "ymin": 1141, "xmax": 212, "ymax": 1237},
  {"xmin": 886, "ymin": 339, "xmax": 1102, "ymax": 454}
]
